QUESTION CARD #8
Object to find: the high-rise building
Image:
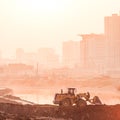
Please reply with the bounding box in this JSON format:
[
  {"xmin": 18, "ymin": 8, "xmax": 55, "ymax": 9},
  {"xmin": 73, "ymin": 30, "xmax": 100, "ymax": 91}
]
[
  {"xmin": 105, "ymin": 14, "xmax": 120, "ymax": 41},
  {"xmin": 80, "ymin": 34, "xmax": 106, "ymax": 74},
  {"xmin": 62, "ymin": 40, "xmax": 80, "ymax": 68},
  {"xmin": 104, "ymin": 14, "xmax": 120, "ymax": 72}
]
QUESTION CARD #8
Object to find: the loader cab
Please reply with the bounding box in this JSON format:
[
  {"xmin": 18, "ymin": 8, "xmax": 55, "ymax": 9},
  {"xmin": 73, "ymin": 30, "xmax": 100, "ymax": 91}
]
[{"xmin": 68, "ymin": 88, "xmax": 76, "ymax": 95}]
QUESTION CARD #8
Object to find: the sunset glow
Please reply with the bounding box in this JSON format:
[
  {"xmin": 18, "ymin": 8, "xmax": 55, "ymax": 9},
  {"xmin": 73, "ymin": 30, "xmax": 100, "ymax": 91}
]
[
  {"xmin": 16, "ymin": 0, "xmax": 72, "ymax": 14},
  {"xmin": 0, "ymin": 1, "xmax": 120, "ymax": 119},
  {"xmin": 0, "ymin": 0, "xmax": 120, "ymax": 57}
]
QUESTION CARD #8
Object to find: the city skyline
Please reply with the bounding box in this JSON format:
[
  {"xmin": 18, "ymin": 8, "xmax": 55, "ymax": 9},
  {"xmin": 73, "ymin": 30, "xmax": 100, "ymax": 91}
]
[
  {"xmin": 0, "ymin": 13, "xmax": 120, "ymax": 73},
  {"xmin": 0, "ymin": 1, "xmax": 120, "ymax": 107},
  {"xmin": 0, "ymin": 0, "xmax": 120, "ymax": 57}
]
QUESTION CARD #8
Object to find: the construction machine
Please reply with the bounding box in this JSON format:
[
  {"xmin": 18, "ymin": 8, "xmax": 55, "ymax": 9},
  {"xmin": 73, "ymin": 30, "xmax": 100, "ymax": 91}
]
[{"xmin": 53, "ymin": 88, "xmax": 102, "ymax": 107}]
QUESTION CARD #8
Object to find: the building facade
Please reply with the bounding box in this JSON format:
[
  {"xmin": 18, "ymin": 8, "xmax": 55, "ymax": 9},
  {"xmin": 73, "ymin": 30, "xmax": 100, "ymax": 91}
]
[
  {"xmin": 104, "ymin": 14, "xmax": 120, "ymax": 73},
  {"xmin": 80, "ymin": 34, "xmax": 106, "ymax": 74}
]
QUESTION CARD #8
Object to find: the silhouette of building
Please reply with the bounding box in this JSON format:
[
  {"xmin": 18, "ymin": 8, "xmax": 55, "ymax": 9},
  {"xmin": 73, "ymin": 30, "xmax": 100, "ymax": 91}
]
[
  {"xmin": 62, "ymin": 40, "xmax": 80, "ymax": 68},
  {"xmin": 80, "ymin": 34, "xmax": 106, "ymax": 74},
  {"xmin": 4, "ymin": 63, "xmax": 34, "ymax": 76},
  {"xmin": 105, "ymin": 14, "xmax": 120, "ymax": 41},
  {"xmin": 105, "ymin": 13, "xmax": 120, "ymax": 73},
  {"xmin": 16, "ymin": 48, "xmax": 37, "ymax": 66}
]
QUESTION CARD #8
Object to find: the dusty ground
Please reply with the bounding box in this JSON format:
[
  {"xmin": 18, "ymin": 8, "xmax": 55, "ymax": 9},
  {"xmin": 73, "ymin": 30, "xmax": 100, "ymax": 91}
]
[{"xmin": 0, "ymin": 103, "xmax": 120, "ymax": 120}]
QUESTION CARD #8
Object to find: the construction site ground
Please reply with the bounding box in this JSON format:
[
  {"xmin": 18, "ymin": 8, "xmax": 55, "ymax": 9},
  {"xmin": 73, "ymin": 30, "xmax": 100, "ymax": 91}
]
[{"xmin": 0, "ymin": 103, "xmax": 120, "ymax": 120}]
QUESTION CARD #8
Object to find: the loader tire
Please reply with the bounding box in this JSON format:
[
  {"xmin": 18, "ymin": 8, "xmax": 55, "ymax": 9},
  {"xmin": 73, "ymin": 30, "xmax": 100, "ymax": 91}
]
[
  {"xmin": 61, "ymin": 98, "xmax": 72, "ymax": 107},
  {"xmin": 76, "ymin": 99, "xmax": 87, "ymax": 108}
]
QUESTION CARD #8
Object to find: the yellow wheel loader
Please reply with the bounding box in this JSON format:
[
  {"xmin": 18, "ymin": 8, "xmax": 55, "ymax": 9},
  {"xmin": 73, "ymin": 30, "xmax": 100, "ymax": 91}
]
[{"xmin": 53, "ymin": 88, "xmax": 102, "ymax": 107}]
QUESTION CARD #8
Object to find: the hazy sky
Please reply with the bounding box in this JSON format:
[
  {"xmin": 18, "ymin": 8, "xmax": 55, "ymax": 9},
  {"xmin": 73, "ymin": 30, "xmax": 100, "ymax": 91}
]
[{"xmin": 0, "ymin": 0, "xmax": 120, "ymax": 57}]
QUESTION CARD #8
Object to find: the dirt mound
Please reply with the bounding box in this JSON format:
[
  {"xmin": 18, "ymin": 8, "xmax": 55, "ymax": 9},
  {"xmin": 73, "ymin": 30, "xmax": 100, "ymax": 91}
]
[{"xmin": 0, "ymin": 103, "xmax": 119, "ymax": 120}]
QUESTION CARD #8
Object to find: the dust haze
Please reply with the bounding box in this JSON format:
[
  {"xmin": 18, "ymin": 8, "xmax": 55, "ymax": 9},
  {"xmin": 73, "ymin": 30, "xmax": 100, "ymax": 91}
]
[
  {"xmin": 0, "ymin": 73, "xmax": 120, "ymax": 105},
  {"xmin": 0, "ymin": 0, "xmax": 120, "ymax": 106}
]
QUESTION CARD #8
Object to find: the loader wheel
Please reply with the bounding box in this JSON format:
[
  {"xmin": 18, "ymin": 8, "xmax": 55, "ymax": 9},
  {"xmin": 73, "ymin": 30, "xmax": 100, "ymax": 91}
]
[
  {"xmin": 61, "ymin": 98, "xmax": 72, "ymax": 107},
  {"xmin": 76, "ymin": 99, "xmax": 87, "ymax": 108}
]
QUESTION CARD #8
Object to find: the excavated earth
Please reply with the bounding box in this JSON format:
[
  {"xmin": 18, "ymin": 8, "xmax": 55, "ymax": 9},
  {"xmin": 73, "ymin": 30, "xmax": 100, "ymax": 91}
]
[{"xmin": 0, "ymin": 103, "xmax": 120, "ymax": 120}]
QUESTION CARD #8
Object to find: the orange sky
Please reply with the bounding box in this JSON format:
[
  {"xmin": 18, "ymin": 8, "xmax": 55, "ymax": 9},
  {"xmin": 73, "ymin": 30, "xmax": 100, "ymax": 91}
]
[{"xmin": 0, "ymin": 0, "xmax": 120, "ymax": 57}]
